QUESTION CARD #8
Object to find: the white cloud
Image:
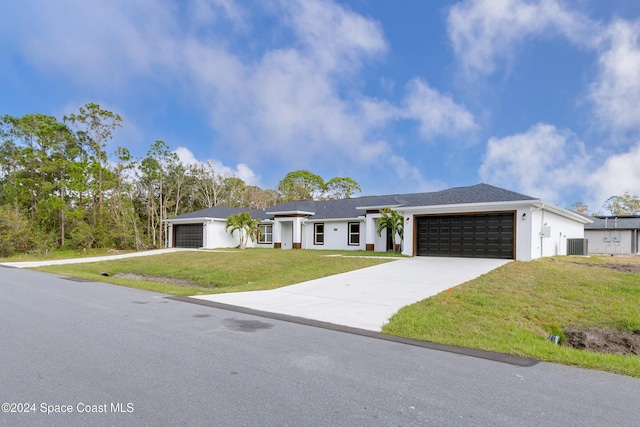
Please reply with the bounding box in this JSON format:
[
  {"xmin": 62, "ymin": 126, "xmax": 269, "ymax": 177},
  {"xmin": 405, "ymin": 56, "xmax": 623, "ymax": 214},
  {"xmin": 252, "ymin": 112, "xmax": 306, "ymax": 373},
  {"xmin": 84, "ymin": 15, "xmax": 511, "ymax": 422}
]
[
  {"xmin": 447, "ymin": 0, "xmax": 598, "ymax": 76},
  {"xmin": 173, "ymin": 147, "xmax": 200, "ymax": 165},
  {"xmin": 447, "ymin": 0, "xmax": 640, "ymax": 138},
  {"xmin": 480, "ymin": 124, "xmax": 640, "ymax": 211},
  {"xmin": 479, "ymin": 123, "xmax": 589, "ymax": 202},
  {"xmin": 3, "ymin": 0, "xmax": 180, "ymax": 86},
  {"xmin": 187, "ymin": 0, "xmax": 246, "ymax": 28},
  {"xmin": 402, "ymin": 79, "xmax": 478, "ymax": 138},
  {"xmin": 587, "ymin": 142, "xmax": 640, "ymax": 209},
  {"xmin": 589, "ymin": 19, "xmax": 640, "ymax": 135},
  {"xmin": 285, "ymin": 0, "xmax": 387, "ymax": 74},
  {"xmin": 173, "ymin": 147, "xmax": 261, "ymax": 186},
  {"xmin": 3, "ymin": 0, "xmax": 477, "ymax": 190},
  {"xmin": 180, "ymin": 1, "xmax": 476, "ymax": 171},
  {"xmin": 389, "ymin": 155, "xmax": 446, "ymax": 193}
]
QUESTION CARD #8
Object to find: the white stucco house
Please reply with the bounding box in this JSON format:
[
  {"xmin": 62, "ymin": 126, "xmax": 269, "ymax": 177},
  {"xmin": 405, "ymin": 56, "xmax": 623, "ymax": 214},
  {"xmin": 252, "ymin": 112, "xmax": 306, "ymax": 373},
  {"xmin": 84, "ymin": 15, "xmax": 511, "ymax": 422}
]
[
  {"xmin": 584, "ymin": 216, "xmax": 640, "ymax": 255},
  {"xmin": 164, "ymin": 183, "xmax": 591, "ymax": 261}
]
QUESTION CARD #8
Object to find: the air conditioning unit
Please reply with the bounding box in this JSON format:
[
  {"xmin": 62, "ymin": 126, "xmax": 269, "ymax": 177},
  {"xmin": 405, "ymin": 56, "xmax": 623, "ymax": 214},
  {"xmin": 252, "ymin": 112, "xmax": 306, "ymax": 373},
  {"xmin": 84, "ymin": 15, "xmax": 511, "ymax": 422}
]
[{"xmin": 567, "ymin": 238, "xmax": 588, "ymax": 256}]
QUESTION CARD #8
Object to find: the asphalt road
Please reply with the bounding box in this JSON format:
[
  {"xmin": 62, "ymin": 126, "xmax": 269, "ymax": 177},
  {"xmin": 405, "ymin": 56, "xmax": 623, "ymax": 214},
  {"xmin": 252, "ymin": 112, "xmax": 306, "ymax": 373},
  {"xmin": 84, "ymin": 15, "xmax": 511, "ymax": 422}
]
[{"xmin": 0, "ymin": 267, "xmax": 638, "ymax": 426}]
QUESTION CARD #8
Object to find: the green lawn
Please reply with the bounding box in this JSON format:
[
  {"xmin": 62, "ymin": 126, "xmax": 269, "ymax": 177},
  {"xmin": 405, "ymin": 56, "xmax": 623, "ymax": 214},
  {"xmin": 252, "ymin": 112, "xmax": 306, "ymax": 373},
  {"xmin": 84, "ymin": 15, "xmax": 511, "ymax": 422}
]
[
  {"xmin": 382, "ymin": 256, "xmax": 640, "ymax": 378},
  {"xmin": 33, "ymin": 248, "xmax": 398, "ymax": 296}
]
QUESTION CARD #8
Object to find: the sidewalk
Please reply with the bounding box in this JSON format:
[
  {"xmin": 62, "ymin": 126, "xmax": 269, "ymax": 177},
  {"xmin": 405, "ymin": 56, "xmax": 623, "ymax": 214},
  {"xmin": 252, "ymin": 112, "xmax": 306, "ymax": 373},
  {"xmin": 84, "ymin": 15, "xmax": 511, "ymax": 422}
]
[{"xmin": 0, "ymin": 248, "xmax": 196, "ymax": 268}]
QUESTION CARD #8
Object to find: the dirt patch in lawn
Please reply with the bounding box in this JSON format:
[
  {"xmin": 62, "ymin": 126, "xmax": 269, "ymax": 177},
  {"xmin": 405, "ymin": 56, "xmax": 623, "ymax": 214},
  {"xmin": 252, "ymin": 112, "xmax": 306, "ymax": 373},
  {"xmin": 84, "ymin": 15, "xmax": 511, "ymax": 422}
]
[
  {"xmin": 113, "ymin": 272, "xmax": 215, "ymax": 290},
  {"xmin": 564, "ymin": 261, "xmax": 640, "ymax": 274},
  {"xmin": 564, "ymin": 327, "xmax": 640, "ymax": 355},
  {"xmin": 586, "ymin": 263, "xmax": 640, "ymax": 273}
]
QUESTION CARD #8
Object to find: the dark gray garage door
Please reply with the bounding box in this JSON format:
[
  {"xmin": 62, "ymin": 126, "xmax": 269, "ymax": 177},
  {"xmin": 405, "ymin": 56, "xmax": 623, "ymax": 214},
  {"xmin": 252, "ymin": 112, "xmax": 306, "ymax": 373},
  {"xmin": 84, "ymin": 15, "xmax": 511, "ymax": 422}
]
[
  {"xmin": 174, "ymin": 224, "xmax": 203, "ymax": 248},
  {"xmin": 416, "ymin": 213, "xmax": 514, "ymax": 259}
]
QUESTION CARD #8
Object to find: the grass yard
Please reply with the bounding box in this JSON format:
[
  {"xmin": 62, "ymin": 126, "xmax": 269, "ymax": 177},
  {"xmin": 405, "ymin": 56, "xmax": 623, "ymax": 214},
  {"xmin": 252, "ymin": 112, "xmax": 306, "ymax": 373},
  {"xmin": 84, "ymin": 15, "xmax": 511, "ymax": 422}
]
[
  {"xmin": 382, "ymin": 256, "xmax": 640, "ymax": 377},
  {"xmin": 33, "ymin": 248, "xmax": 398, "ymax": 296}
]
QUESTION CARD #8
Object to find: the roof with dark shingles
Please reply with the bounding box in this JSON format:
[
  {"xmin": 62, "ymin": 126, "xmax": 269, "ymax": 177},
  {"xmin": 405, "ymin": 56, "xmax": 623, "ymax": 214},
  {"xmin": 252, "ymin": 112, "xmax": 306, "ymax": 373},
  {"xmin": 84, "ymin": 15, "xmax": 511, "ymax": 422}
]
[
  {"xmin": 169, "ymin": 206, "xmax": 270, "ymax": 220},
  {"xmin": 265, "ymin": 183, "xmax": 537, "ymax": 220},
  {"xmin": 168, "ymin": 184, "xmax": 539, "ymax": 221},
  {"xmin": 584, "ymin": 216, "xmax": 640, "ymax": 230},
  {"xmin": 401, "ymin": 183, "xmax": 536, "ymax": 206}
]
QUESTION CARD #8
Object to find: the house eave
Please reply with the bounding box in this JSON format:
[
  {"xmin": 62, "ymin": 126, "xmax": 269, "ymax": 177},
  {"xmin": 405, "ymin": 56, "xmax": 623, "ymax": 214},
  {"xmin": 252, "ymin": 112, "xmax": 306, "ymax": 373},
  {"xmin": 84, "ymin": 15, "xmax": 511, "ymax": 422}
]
[
  {"xmin": 398, "ymin": 200, "xmax": 539, "ymax": 214},
  {"xmin": 266, "ymin": 210, "xmax": 316, "ymax": 216},
  {"xmin": 163, "ymin": 217, "xmax": 221, "ymax": 224},
  {"xmin": 304, "ymin": 217, "xmax": 365, "ymax": 223},
  {"xmin": 533, "ymin": 202, "xmax": 593, "ymax": 224},
  {"xmin": 355, "ymin": 204, "xmax": 403, "ymax": 211}
]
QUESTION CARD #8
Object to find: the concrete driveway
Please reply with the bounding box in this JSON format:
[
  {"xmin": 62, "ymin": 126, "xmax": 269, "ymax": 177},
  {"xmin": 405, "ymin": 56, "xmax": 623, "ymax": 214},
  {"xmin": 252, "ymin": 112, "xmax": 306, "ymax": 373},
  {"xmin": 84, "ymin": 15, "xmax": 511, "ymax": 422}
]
[{"xmin": 194, "ymin": 257, "xmax": 510, "ymax": 331}]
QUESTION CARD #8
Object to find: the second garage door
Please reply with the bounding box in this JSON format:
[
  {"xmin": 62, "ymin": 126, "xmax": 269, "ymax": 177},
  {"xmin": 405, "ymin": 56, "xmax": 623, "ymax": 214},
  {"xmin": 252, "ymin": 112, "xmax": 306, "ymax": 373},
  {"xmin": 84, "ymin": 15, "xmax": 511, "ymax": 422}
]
[
  {"xmin": 416, "ymin": 213, "xmax": 514, "ymax": 259},
  {"xmin": 174, "ymin": 224, "xmax": 203, "ymax": 248}
]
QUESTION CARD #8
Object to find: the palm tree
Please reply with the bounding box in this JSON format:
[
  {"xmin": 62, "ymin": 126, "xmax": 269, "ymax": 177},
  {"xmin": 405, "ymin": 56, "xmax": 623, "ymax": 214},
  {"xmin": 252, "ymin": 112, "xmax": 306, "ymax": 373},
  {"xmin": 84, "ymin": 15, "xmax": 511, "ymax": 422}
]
[
  {"xmin": 225, "ymin": 212, "xmax": 262, "ymax": 249},
  {"xmin": 377, "ymin": 207, "xmax": 404, "ymax": 252}
]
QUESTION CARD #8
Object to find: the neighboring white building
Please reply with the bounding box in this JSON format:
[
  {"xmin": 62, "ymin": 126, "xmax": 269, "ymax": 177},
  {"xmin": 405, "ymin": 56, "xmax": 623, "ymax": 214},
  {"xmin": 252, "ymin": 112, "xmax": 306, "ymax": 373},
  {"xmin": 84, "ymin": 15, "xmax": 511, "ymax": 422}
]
[
  {"xmin": 584, "ymin": 216, "xmax": 640, "ymax": 255},
  {"xmin": 164, "ymin": 183, "xmax": 591, "ymax": 261}
]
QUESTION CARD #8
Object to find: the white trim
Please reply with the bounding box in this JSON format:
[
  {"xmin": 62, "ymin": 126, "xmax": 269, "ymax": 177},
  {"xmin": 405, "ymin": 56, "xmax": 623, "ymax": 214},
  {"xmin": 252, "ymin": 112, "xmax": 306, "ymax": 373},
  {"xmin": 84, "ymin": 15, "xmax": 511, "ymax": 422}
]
[
  {"xmin": 164, "ymin": 217, "xmax": 219, "ymax": 224},
  {"xmin": 166, "ymin": 217, "xmax": 273, "ymax": 224},
  {"xmin": 356, "ymin": 204, "xmax": 403, "ymax": 211},
  {"xmin": 398, "ymin": 200, "xmax": 539, "ymax": 213},
  {"xmin": 304, "ymin": 217, "xmax": 364, "ymax": 223},
  {"xmin": 534, "ymin": 202, "xmax": 592, "ymax": 224},
  {"xmin": 266, "ymin": 210, "xmax": 315, "ymax": 216}
]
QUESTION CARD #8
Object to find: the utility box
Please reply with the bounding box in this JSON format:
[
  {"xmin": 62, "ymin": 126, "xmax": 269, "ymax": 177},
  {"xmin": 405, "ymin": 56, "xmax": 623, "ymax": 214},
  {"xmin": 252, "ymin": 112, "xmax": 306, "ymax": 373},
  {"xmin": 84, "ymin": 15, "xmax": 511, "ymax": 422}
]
[
  {"xmin": 539, "ymin": 226, "xmax": 551, "ymax": 238},
  {"xmin": 567, "ymin": 238, "xmax": 588, "ymax": 256}
]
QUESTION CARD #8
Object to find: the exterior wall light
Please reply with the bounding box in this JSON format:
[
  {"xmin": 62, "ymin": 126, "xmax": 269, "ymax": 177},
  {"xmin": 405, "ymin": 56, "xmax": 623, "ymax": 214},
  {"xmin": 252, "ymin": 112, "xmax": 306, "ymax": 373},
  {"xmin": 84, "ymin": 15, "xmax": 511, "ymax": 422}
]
[{"xmin": 522, "ymin": 213, "xmax": 527, "ymax": 220}]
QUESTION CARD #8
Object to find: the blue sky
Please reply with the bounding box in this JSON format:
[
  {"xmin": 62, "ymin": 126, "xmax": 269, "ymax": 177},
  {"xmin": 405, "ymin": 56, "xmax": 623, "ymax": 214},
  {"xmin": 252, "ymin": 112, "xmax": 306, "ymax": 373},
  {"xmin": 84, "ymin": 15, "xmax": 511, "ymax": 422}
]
[{"xmin": 2, "ymin": 0, "xmax": 640, "ymax": 212}]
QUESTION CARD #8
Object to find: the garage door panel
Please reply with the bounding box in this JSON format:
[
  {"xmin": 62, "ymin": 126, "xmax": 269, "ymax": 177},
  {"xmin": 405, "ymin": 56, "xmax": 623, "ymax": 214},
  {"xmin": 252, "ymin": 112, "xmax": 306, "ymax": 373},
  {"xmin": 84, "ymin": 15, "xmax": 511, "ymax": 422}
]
[
  {"xmin": 417, "ymin": 213, "xmax": 514, "ymax": 259},
  {"xmin": 174, "ymin": 224, "xmax": 203, "ymax": 248}
]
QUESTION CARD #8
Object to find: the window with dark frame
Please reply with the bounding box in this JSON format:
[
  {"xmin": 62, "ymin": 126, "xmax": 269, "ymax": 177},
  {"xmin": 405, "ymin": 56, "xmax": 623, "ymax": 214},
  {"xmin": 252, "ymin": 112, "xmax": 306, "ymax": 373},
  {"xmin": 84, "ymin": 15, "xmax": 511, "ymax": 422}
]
[
  {"xmin": 314, "ymin": 223, "xmax": 324, "ymax": 245},
  {"xmin": 348, "ymin": 222, "xmax": 360, "ymax": 245},
  {"xmin": 258, "ymin": 224, "xmax": 272, "ymax": 244}
]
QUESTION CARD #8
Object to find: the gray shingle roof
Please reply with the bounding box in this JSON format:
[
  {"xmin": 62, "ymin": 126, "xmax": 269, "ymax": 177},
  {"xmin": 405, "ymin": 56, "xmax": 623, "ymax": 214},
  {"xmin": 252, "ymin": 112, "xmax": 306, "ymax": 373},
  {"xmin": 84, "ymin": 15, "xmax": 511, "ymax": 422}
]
[
  {"xmin": 169, "ymin": 206, "xmax": 270, "ymax": 220},
  {"xmin": 585, "ymin": 216, "xmax": 640, "ymax": 230},
  {"xmin": 168, "ymin": 184, "xmax": 539, "ymax": 221},
  {"xmin": 265, "ymin": 183, "xmax": 537, "ymax": 220},
  {"xmin": 400, "ymin": 183, "xmax": 536, "ymax": 206}
]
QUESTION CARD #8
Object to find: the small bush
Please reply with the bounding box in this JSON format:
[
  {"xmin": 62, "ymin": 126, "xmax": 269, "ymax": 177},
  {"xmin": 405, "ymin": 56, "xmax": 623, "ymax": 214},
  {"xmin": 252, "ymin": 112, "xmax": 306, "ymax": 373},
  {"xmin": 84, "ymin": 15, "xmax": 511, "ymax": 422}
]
[{"xmin": 0, "ymin": 205, "xmax": 40, "ymax": 257}]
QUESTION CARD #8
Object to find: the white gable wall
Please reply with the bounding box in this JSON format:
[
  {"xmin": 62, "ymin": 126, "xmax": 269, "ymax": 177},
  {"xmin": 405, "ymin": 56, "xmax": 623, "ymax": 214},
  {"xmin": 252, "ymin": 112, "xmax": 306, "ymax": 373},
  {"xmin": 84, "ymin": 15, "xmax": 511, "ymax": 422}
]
[
  {"xmin": 205, "ymin": 220, "xmax": 240, "ymax": 249},
  {"xmin": 527, "ymin": 207, "xmax": 586, "ymax": 258}
]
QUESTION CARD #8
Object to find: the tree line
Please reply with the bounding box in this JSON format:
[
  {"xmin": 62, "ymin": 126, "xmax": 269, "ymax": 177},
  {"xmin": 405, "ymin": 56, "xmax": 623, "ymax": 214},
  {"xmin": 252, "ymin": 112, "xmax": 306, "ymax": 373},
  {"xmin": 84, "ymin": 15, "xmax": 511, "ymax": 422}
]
[
  {"xmin": 570, "ymin": 191, "xmax": 640, "ymax": 217},
  {"xmin": 0, "ymin": 104, "xmax": 360, "ymax": 256}
]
